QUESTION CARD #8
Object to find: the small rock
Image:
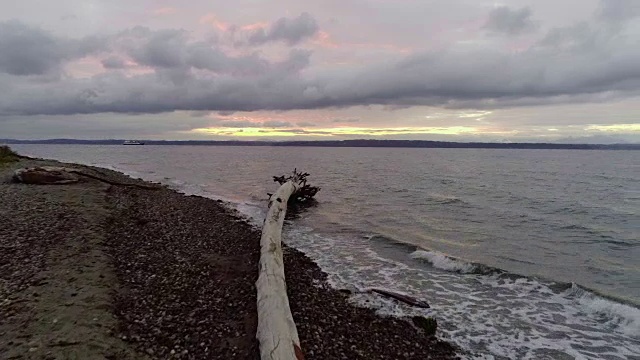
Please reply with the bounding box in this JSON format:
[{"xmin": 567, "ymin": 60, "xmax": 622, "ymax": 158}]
[{"xmin": 412, "ymin": 316, "xmax": 438, "ymax": 336}]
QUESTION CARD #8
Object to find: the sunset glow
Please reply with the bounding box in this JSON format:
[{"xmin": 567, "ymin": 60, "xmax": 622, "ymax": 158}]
[
  {"xmin": 0, "ymin": 0, "xmax": 638, "ymax": 143},
  {"xmin": 190, "ymin": 125, "xmax": 489, "ymax": 137}
]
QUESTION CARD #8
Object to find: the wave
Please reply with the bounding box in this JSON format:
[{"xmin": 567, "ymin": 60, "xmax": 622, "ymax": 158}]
[
  {"xmin": 286, "ymin": 226, "xmax": 640, "ymax": 359},
  {"xmin": 427, "ymin": 193, "xmax": 464, "ymax": 205},
  {"xmin": 410, "ymin": 250, "xmax": 499, "ymax": 275},
  {"xmin": 563, "ymin": 284, "xmax": 640, "ymax": 336},
  {"xmin": 410, "ymin": 250, "xmax": 475, "ymax": 273},
  {"xmin": 410, "ymin": 249, "xmax": 640, "ymax": 333},
  {"xmin": 410, "ymin": 249, "xmax": 640, "ymax": 336}
]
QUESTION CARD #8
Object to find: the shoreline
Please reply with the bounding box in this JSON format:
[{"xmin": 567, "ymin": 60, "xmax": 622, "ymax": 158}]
[{"xmin": 1, "ymin": 157, "xmax": 458, "ymax": 359}]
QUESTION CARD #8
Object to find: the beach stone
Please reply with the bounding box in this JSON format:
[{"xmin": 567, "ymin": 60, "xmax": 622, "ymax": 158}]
[{"xmin": 412, "ymin": 316, "xmax": 438, "ymax": 336}]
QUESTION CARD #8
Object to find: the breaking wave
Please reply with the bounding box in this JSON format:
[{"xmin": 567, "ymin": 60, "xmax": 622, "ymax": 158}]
[
  {"xmin": 410, "ymin": 250, "xmax": 499, "ymax": 275},
  {"xmin": 563, "ymin": 284, "xmax": 640, "ymax": 337}
]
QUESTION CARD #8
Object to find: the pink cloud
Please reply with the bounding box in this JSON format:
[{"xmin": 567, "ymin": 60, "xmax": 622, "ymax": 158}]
[
  {"xmin": 240, "ymin": 22, "xmax": 269, "ymax": 31},
  {"xmin": 198, "ymin": 16, "xmax": 275, "ymax": 37},
  {"xmin": 312, "ymin": 30, "xmax": 412, "ymax": 54},
  {"xmin": 65, "ymin": 56, "xmax": 104, "ymax": 78},
  {"xmin": 153, "ymin": 7, "xmax": 177, "ymax": 16},
  {"xmin": 199, "ymin": 13, "xmax": 230, "ymax": 31},
  {"xmin": 312, "ymin": 31, "xmax": 339, "ymax": 48}
]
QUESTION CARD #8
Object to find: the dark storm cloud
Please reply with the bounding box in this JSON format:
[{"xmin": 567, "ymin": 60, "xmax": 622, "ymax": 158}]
[
  {"xmin": 190, "ymin": 110, "xmax": 211, "ymax": 117},
  {"xmin": 597, "ymin": 0, "xmax": 640, "ymax": 21},
  {"xmin": 0, "ymin": 20, "xmax": 103, "ymax": 76},
  {"xmin": 1, "ymin": 3, "xmax": 640, "ymax": 117},
  {"xmin": 101, "ymin": 56, "xmax": 127, "ymax": 69},
  {"xmin": 246, "ymin": 13, "xmax": 319, "ymax": 46},
  {"xmin": 484, "ymin": 6, "xmax": 537, "ymax": 35},
  {"xmin": 113, "ymin": 27, "xmax": 312, "ymax": 76},
  {"xmin": 123, "ymin": 28, "xmax": 188, "ymax": 68}
]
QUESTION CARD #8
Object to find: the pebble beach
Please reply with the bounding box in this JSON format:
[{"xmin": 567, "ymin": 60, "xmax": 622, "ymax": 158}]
[{"xmin": 0, "ymin": 156, "xmax": 458, "ymax": 359}]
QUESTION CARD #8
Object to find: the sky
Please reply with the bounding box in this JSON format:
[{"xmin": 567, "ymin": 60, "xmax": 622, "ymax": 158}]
[{"xmin": 0, "ymin": 0, "xmax": 639, "ymax": 143}]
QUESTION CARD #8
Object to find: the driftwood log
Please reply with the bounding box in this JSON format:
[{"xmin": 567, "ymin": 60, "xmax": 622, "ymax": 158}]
[
  {"xmin": 256, "ymin": 170, "xmax": 321, "ymax": 360},
  {"xmin": 13, "ymin": 166, "xmax": 160, "ymax": 190},
  {"xmin": 13, "ymin": 166, "xmax": 79, "ymax": 184},
  {"xmin": 366, "ymin": 288, "xmax": 430, "ymax": 309}
]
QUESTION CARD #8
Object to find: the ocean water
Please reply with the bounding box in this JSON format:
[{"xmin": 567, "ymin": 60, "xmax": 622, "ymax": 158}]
[{"xmin": 12, "ymin": 144, "xmax": 640, "ymax": 359}]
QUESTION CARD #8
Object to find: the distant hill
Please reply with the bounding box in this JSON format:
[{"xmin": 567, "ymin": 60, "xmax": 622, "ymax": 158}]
[{"xmin": 1, "ymin": 138, "xmax": 638, "ymax": 150}]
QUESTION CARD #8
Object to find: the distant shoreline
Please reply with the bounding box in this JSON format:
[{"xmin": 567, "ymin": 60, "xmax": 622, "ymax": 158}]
[{"xmin": 3, "ymin": 138, "xmax": 639, "ymax": 150}]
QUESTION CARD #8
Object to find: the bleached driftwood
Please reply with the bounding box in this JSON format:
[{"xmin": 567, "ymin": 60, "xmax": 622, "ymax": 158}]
[
  {"xmin": 256, "ymin": 177, "xmax": 304, "ymax": 360},
  {"xmin": 13, "ymin": 166, "xmax": 160, "ymax": 189},
  {"xmin": 13, "ymin": 166, "xmax": 79, "ymax": 184}
]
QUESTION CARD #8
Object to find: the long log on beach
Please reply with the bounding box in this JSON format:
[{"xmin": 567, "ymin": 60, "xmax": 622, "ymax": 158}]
[
  {"xmin": 13, "ymin": 166, "xmax": 161, "ymax": 189},
  {"xmin": 367, "ymin": 287, "xmax": 430, "ymax": 308},
  {"xmin": 256, "ymin": 176, "xmax": 304, "ymax": 360}
]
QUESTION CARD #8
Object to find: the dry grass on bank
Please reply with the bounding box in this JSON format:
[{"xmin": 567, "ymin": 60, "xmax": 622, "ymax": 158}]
[{"xmin": 0, "ymin": 145, "xmax": 20, "ymax": 164}]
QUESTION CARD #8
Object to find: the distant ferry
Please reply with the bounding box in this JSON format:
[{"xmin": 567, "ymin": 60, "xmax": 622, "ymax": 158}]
[{"xmin": 123, "ymin": 140, "xmax": 145, "ymax": 145}]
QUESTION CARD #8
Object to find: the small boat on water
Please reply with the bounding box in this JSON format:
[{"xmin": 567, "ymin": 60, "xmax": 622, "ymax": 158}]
[{"xmin": 123, "ymin": 140, "xmax": 145, "ymax": 145}]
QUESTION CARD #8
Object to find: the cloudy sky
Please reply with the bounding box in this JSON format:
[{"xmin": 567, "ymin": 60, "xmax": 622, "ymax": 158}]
[{"xmin": 0, "ymin": 0, "xmax": 639, "ymax": 142}]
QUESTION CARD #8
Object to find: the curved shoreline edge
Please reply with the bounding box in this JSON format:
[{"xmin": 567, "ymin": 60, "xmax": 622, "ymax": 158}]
[{"xmin": 0, "ymin": 156, "xmax": 458, "ymax": 359}]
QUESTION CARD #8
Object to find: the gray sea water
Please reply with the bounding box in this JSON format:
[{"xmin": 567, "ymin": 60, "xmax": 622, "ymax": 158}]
[{"xmin": 12, "ymin": 144, "xmax": 640, "ymax": 359}]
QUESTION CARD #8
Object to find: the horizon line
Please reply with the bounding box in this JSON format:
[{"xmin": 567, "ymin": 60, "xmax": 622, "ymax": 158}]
[{"xmin": 2, "ymin": 138, "xmax": 639, "ymax": 149}]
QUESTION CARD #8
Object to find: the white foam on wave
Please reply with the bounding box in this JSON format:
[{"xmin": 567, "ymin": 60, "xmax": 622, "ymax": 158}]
[
  {"xmin": 564, "ymin": 284, "xmax": 640, "ymax": 337},
  {"xmin": 235, "ymin": 202, "xmax": 266, "ymax": 227},
  {"xmin": 167, "ymin": 181, "xmax": 266, "ymax": 227},
  {"xmin": 283, "ymin": 225, "xmax": 640, "ymax": 360},
  {"xmin": 410, "ymin": 250, "xmax": 476, "ymax": 273}
]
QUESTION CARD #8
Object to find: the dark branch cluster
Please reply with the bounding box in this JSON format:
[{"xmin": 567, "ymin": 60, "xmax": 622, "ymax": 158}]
[
  {"xmin": 272, "ymin": 168, "xmax": 310, "ymax": 185},
  {"xmin": 270, "ymin": 169, "xmax": 320, "ymax": 218}
]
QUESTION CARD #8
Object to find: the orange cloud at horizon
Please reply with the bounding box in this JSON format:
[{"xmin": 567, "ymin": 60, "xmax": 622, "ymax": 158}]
[{"xmin": 187, "ymin": 125, "xmax": 503, "ymax": 138}]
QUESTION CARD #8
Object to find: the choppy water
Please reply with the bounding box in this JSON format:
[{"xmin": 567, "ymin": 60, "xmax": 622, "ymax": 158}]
[{"xmin": 12, "ymin": 144, "xmax": 640, "ymax": 359}]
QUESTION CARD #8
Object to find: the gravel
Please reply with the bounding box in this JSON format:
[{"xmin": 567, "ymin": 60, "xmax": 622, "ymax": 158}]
[{"xmin": 105, "ymin": 186, "xmax": 260, "ymax": 359}]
